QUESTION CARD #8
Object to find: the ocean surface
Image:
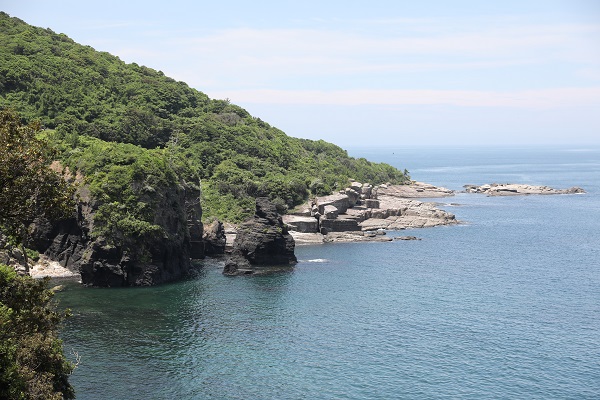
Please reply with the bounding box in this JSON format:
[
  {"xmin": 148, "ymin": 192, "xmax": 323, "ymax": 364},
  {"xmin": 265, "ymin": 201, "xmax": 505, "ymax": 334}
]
[{"xmin": 56, "ymin": 146, "xmax": 600, "ymax": 399}]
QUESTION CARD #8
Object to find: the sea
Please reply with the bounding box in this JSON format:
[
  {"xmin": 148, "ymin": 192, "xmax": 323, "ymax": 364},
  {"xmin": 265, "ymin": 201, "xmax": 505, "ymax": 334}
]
[{"xmin": 56, "ymin": 145, "xmax": 600, "ymax": 399}]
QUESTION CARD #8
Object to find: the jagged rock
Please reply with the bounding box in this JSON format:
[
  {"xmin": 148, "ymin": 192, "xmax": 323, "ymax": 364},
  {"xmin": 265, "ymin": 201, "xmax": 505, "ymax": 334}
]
[
  {"xmin": 28, "ymin": 181, "xmax": 204, "ymax": 287},
  {"xmin": 311, "ymin": 205, "xmax": 319, "ymax": 216},
  {"xmin": 0, "ymin": 233, "xmax": 30, "ymax": 273},
  {"xmin": 224, "ymin": 198, "xmax": 297, "ymax": 276},
  {"xmin": 202, "ymin": 220, "xmax": 226, "ymax": 256},
  {"xmin": 371, "ymin": 186, "xmax": 379, "ymax": 200}
]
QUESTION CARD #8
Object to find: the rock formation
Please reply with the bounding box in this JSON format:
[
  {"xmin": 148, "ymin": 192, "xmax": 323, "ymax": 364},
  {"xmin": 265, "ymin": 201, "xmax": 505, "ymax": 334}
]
[
  {"xmin": 224, "ymin": 198, "xmax": 297, "ymax": 276},
  {"xmin": 464, "ymin": 183, "xmax": 586, "ymax": 196},
  {"xmin": 283, "ymin": 181, "xmax": 458, "ymax": 244},
  {"xmin": 202, "ymin": 220, "xmax": 227, "ymax": 256},
  {"xmin": 28, "ymin": 182, "xmax": 204, "ymax": 287}
]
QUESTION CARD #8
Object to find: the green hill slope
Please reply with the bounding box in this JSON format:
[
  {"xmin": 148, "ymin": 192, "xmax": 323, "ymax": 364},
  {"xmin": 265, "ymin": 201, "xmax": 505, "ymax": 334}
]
[{"xmin": 0, "ymin": 12, "xmax": 409, "ymax": 223}]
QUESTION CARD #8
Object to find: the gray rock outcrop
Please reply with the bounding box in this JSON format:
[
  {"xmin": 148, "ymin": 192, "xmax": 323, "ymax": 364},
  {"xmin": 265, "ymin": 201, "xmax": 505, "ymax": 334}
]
[
  {"xmin": 282, "ymin": 215, "xmax": 319, "ymax": 233},
  {"xmin": 286, "ymin": 180, "xmax": 458, "ymax": 244},
  {"xmin": 464, "ymin": 183, "xmax": 586, "ymax": 196},
  {"xmin": 224, "ymin": 198, "xmax": 297, "ymax": 276},
  {"xmin": 317, "ymin": 194, "xmax": 350, "ymax": 215}
]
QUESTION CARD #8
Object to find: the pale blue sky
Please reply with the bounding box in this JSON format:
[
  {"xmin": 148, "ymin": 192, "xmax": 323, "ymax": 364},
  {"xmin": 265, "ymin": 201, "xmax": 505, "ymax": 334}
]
[{"xmin": 2, "ymin": 0, "xmax": 600, "ymax": 146}]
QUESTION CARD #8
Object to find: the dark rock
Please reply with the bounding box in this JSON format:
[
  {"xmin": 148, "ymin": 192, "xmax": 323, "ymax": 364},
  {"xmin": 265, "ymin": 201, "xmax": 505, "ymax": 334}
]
[
  {"xmin": 224, "ymin": 198, "xmax": 297, "ymax": 276},
  {"xmin": 319, "ymin": 217, "xmax": 361, "ymax": 232},
  {"xmin": 202, "ymin": 220, "xmax": 226, "ymax": 256},
  {"xmin": 394, "ymin": 236, "xmax": 421, "ymax": 241},
  {"xmin": 28, "ymin": 181, "xmax": 204, "ymax": 287}
]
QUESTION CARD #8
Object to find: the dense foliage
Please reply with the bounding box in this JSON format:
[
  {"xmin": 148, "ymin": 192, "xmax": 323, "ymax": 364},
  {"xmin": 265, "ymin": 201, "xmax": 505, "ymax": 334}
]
[
  {"xmin": 0, "ymin": 12, "xmax": 409, "ymax": 222},
  {"xmin": 0, "ymin": 109, "xmax": 75, "ymax": 267},
  {"xmin": 49, "ymin": 131, "xmax": 201, "ymax": 247},
  {"xmin": 0, "ymin": 264, "xmax": 75, "ymax": 399}
]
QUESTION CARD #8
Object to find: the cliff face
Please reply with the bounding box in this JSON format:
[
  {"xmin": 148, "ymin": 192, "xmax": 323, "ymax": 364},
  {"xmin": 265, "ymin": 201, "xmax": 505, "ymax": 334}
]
[
  {"xmin": 224, "ymin": 198, "xmax": 296, "ymax": 276},
  {"xmin": 29, "ymin": 182, "xmax": 204, "ymax": 287}
]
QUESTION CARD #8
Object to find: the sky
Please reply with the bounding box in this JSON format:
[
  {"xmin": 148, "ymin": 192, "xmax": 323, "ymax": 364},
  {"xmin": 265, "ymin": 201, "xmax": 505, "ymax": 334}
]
[{"xmin": 2, "ymin": 0, "xmax": 600, "ymax": 146}]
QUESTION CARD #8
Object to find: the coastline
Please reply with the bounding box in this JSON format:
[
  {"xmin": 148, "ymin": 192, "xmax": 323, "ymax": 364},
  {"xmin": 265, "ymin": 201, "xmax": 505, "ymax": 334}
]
[
  {"xmin": 30, "ymin": 255, "xmax": 77, "ymax": 279},
  {"xmin": 285, "ymin": 181, "xmax": 586, "ymax": 245},
  {"xmin": 285, "ymin": 181, "xmax": 458, "ymax": 245}
]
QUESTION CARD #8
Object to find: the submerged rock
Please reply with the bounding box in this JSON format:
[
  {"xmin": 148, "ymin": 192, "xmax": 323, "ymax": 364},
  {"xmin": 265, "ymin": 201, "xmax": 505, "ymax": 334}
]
[{"xmin": 224, "ymin": 198, "xmax": 297, "ymax": 276}]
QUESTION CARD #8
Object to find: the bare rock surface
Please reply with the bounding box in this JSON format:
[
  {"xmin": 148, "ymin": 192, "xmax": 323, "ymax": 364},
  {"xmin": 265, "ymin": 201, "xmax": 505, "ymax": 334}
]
[
  {"xmin": 224, "ymin": 198, "xmax": 297, "ymax": 276},
  {"xmin": 464, "ymin": 183, "xmax": 586, "ymax": 196},
  {"xmin": 282, "ymin": 215, "xmax": 319, "ymax": 233},
  {"xmin": 287, "ymin": 181, "xmax": 458, "ymax": 244},
  {"xmin": 378, "ymin": 181, "xmax": 455, "ymax": 198}
]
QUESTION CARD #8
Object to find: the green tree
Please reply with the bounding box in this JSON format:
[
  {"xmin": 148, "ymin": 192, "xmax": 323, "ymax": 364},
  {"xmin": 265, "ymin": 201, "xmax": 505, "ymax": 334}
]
[
  {"xmin": 0, "ymin": 109, "xmax": 75, "ymax": 271},
  {"xmin": 0, "ymin": 264, "xmax": 75, "ymax": 399}
]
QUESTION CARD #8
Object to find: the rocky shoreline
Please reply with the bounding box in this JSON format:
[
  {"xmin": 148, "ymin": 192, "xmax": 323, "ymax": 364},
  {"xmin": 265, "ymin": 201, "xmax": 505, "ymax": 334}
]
[
  {"xmin": 3, "ymin": 180, "xmax": 587, "ymax": 280},
  {"xmin": 30, "ymin": 255, "xmax": 77, "ymax": 279},
  {"xmin": 283, "ymin": 181, "xmax": 458, "ymax": 244}
]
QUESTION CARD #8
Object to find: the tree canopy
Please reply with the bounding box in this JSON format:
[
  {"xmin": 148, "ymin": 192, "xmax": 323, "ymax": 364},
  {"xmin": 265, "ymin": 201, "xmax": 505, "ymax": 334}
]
[
  {"xmin": 0, "ymin": 109, "xmax": 75, "ymax": 255},
  {"xmin": 0, "ymin": 12, "xmax": 410, "ymax": 223}
]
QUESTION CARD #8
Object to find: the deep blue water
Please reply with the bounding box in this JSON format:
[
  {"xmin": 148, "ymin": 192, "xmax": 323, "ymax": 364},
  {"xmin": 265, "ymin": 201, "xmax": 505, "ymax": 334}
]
[{"xmin": 57, "ymin": 146, "xmax": 600, "ymax": 399}]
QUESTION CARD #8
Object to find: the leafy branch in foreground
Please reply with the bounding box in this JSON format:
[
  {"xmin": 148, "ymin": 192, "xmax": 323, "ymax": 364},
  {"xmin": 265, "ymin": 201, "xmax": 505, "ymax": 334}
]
[{"xmin": 0, "ymin": 264, "xmax": 75, "ymax": 399}]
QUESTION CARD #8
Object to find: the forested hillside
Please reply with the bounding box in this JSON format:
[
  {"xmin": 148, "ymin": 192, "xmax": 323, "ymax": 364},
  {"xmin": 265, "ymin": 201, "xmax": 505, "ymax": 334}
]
[{"xmin": 0, "ymin": 12, "xmax": 409, "ymax": 223}]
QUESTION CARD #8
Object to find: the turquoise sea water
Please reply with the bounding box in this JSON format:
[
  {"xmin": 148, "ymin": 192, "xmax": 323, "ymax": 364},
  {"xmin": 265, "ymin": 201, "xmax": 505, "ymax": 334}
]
[{"xmin": 56, "ymin": 146, "xmax": 600, "ymax": 399}]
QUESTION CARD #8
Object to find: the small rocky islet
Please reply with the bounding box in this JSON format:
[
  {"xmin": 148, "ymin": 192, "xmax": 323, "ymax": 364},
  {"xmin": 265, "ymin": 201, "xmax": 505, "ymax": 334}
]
[{"xmin": 463, "ymin": 183, "xmax": 585, "ymax": 196}]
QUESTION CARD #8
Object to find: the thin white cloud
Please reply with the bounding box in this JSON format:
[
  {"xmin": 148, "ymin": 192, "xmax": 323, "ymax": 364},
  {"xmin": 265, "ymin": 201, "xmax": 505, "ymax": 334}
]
[
  {"xmin": 208, "ymin": 87, "xmax": 600, "ymax": 108},
  {"xmin": 139, "ymin": 20, "xmax": 600, "ymax": 91},
  {"xmin": 172, "ymin": 22, "xmax": 600, "ymax": 60}
]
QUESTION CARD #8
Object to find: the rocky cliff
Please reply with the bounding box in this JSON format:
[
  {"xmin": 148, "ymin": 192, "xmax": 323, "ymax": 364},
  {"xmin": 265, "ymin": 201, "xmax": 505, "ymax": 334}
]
[
  {"xmin": 28, "ymin": 182, "xmax": 204, "ymax": 287},
  {"xmin": 224, "ymin": 198, "xmax": 297, "ymax": 276}
]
